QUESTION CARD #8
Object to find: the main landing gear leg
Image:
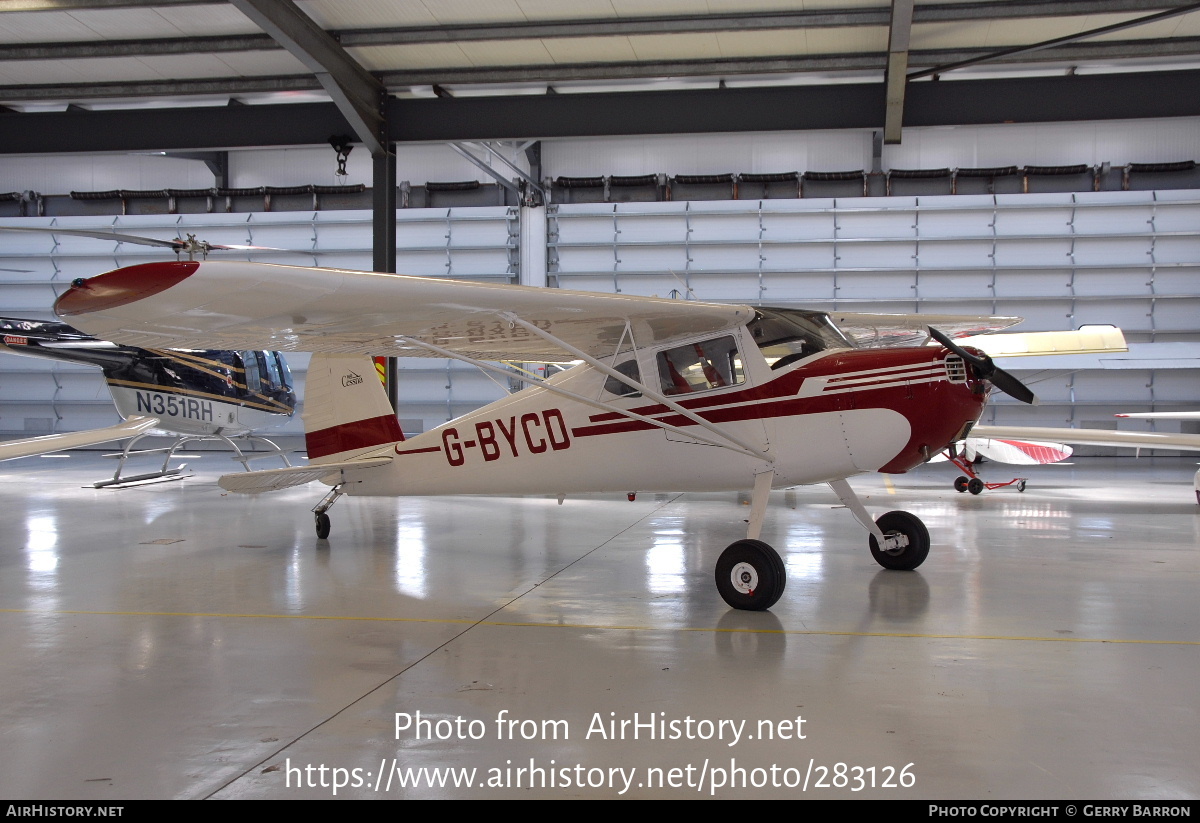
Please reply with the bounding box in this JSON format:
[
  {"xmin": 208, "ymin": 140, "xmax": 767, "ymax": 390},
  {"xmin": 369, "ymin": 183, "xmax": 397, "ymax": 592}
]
[
  {"xmin": 716, "ymin": 470, "xmax": 786, "ymax": 611},
  {"xmin": 828, "ymin": 478, "xmax": 930, "ymax": 571},
  {"xmin": 312, "ymin": 484, "xmax": 344, "ymax": 540}
]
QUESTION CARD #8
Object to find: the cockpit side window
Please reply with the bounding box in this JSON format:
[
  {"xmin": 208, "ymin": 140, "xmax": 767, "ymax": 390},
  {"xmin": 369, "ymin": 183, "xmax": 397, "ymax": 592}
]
[
  {"xmin": 603, "ymin": 358, "xmax": 642, "ymax": 397},
  {"xmin": 261, "ymin": 350, "xmax": 283, "ymax": 390},
  {"xmin": 273, "ymin": 353, "xmax": 292, "ymax": 390},
  {"xmin": 656, "ymin": 335, "xmax": 745, "ymax": 396},
  {"xmin": 240, "ymin": 351, "xmax": 261, "ymax": 394}
]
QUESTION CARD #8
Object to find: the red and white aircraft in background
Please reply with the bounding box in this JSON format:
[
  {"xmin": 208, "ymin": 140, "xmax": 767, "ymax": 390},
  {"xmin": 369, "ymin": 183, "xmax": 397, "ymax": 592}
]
[
  {"xmin": 55, "ymin": 258, "xmax": 1124, "ymax": 610},
  {"xmin": 909, "ymin": 326, "xmax": 1200, "ymax": 501},
  {"xmin": 934, "ymin": 435, "xmax": 1074, "ymax": 495},
  {"xmin": 973, "ymin": 417, "xmax": 1200, "ymax": 504}
]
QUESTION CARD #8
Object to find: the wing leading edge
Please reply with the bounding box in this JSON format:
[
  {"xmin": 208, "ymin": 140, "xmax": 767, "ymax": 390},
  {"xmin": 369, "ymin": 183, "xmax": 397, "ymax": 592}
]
[{"xmin": 56, "ymin": 261, "xmax": 755, "ymax": 362}]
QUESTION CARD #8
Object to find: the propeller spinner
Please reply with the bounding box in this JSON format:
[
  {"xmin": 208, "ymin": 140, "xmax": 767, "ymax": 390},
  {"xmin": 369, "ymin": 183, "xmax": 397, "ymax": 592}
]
[{"xmin": 929, "ymin": 326, "xmax": 1038, "ymax": 405}]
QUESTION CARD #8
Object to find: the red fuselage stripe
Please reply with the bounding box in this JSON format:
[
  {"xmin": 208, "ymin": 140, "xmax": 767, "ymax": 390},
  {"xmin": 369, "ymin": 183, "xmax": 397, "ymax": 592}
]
[{"xmin": 584, "ymin": 348, "xmax": 959, "ymax": 423}]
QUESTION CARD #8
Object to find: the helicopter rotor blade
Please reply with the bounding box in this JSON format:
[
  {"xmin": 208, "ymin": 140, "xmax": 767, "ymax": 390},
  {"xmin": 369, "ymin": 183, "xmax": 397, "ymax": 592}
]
[
  {"xmin": 0, "ymin": 224, "xmax": 184, "ymax": 249},
  {"xmin": 0, "ymin": 225, "xmax": 279, "ymax": 253}
]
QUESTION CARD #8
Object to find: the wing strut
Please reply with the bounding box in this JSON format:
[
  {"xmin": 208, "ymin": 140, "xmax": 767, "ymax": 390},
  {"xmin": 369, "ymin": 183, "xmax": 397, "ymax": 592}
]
[
  {"xmin": 396, "ymin": 335, "xmax": 769, "ymax": 462},
  {"xmin": 500, "ymin": 312, "xmax": 774, "ymax": 462}
]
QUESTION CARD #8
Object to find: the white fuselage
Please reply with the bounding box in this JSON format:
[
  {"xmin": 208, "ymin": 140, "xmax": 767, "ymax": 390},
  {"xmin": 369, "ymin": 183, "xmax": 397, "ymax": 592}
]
[{"xmin": 334, "ymin": 344, "xmax": 973, "ymax": 498}]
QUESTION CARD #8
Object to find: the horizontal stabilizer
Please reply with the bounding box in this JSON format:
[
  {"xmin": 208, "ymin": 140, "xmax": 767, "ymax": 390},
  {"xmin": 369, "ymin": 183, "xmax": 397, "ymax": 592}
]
[
  {"xmin": 0, "ymin": 415, "xmax": 158, "ymax": 462},
  {"xmin": 217, "ymin": 456, "xmax": 392, "ymax": 494}
]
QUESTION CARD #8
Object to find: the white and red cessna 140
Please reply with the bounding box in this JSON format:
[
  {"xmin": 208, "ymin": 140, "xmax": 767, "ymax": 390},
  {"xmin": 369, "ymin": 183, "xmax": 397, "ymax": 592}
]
[{"xmin": 56, "ymin": 258, "xmax": 1049, "ymax": 610}]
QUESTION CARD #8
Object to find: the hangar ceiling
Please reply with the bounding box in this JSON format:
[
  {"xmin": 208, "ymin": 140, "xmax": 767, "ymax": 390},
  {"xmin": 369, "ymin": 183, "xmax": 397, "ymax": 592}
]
[{"xmin": 2, "ymin": 0, "xmax": 1200, "ymax": 153}]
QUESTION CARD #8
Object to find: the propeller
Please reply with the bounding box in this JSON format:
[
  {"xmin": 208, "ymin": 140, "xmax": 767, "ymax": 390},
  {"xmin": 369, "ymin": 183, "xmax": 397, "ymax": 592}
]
[
  {"xmin": 928, "ymin": 325, "xmax": 1038, "ymax": 405},
  {"xmin": 0, "ymin": 225, "xmax": 278, "ymax": 260}
]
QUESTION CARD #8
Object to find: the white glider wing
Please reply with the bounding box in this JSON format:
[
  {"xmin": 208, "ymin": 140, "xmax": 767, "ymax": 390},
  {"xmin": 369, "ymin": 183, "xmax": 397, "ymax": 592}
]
[
  {"xmin": 1115, "ymin": 412, "xmax": 1200, "ymax": 420},
  {"xmin": 972, "ymin": 425, "xmax": 1200, "ymax": 453},
  {"xmin": 0, "ymin": 416, "xmax": 159, "ymax": 462}
]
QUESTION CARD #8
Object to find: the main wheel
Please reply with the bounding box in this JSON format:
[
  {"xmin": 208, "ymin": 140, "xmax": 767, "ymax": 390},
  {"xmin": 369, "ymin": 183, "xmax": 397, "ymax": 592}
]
[
  {"xmin": 715, "ymin": 539, "xmax": 786, "ymax": 611},
  {"xmin": 315, "ymin": 511, "xmax": 331, "ymax": 539},
  {"xmin": 868, "ymin": 511, "xmax": 930, "ymax": 571},
  {"xmin": 953, "ymin": 475, "xmax": 970, "ymax": 493},
  {"xmin": 967, "ymin": 477, "xmax": 985, "ymax": 495}
]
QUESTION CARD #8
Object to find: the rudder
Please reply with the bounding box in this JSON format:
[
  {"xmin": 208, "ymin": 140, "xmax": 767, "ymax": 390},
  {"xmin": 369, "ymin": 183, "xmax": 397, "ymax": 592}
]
[{"xmin": 303, "ymin": 353, "xmax": 402, "ymax": 464}]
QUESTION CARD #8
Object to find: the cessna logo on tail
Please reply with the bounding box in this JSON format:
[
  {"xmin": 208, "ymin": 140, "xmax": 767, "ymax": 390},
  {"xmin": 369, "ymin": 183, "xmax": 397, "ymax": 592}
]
[{"xmin": 341, "ymin": 371, "xmax": 363, "ymax": 387}]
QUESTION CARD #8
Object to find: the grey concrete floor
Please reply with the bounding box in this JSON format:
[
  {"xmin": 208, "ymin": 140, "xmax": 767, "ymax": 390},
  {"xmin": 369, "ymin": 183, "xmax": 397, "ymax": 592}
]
[{"xmin": 1, "ymin": 451, "xmax": 1197, "ymax": 799}]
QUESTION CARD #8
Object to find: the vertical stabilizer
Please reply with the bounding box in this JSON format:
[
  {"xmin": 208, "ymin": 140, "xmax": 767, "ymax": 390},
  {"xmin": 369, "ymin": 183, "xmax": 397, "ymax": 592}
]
[{"xmin": 303, "ymin": 353, "xmax": 403, "ymax": 464}]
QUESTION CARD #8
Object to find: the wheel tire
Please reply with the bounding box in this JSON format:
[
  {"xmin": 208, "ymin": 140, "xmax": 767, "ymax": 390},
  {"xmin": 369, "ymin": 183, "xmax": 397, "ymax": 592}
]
[
  {"xmin": 315, "ymin": 511, "xmax": 331, "ymax": 539},
  {"xmin": 868, "ymin": 511, "xmax": 930, "ymax": 571},
  {"xmin": 967, "ymin": 477, "xmax": 985, "ymax": 495},
  {"xmin": 953, "ymin": 475, "xmax": 970, "ymax": 493},
  {"xmin": 715, "ymin": 539, "xmax": 786, "ymax": 611},
  {"xmin": 1017, "ymin": 480, "xmax": 1027, "ymax": 493}
]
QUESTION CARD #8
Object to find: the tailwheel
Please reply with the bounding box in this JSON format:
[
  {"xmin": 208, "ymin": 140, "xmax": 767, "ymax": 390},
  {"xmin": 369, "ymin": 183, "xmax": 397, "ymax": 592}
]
[
  {"xmin": 312, "ymin": 483, "xmax": 344, "ymax": 541},
  {"xmin": 953, "ymin": 475, "xmax": 970, "ymax": 493},
  {"xmin": 715, "ymin": 539, "xmax": 786, "ymax": 611},
  {"xmin": 868, "ymin": 511, "xmax": 930, "ymax": 571}
]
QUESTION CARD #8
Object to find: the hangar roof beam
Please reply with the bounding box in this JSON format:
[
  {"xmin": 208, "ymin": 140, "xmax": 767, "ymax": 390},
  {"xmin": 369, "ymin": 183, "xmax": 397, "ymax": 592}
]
[
  {"xmin": 909, "ymin": 0, "xmax": 1200, "ymax": 80},
  {"xmin": 884, "ymin": 0, "xmax": 915, "ymax": 145},
  {"xmin": 3, "ymin": 36, "xmax": 1199, "ymax": 105},
  {"xmin": 0, "ymin": 1, "xmax": 1190, "ymax": 61},
  {"xmin": 227, "ymin": 0, "xmax": 385, "ymax": 154}
]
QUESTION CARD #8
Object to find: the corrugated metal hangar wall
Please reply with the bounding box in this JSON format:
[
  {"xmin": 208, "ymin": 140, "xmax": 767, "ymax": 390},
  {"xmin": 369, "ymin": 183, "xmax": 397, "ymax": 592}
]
[{"xmin": 1, "ymin": 118, "xmax": 1198, "ymax": 442}]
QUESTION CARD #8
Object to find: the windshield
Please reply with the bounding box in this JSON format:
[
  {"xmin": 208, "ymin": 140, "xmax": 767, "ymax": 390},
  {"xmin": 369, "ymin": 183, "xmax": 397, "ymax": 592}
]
[{"xmin": 747, "ymin": 308, "xmax": 855, "ymax": 369}]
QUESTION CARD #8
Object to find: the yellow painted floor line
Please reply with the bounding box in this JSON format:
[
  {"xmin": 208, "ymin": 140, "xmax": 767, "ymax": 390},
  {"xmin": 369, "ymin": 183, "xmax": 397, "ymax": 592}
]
[{"xmin": 2, "ymin": 607, "xmax": 1195, "ymax": 645}]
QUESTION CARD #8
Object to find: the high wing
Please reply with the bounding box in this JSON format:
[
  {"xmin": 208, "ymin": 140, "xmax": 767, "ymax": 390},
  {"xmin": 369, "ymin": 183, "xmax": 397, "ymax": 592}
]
[
  {"xmin": 0, "ymin": 416, "xmax": 159, "ymax": 462},
  {"xmin": 820, "ymin": 316, "xmax": 1126, "ymax": 361},
  {"xmin": 56, "ymin": 261, "xmax": 755, "ymax": 361},
  {"xmin": 972, "ymin": 425, "xmax": 1200, "ymax": 453},
  {"xmin": 958, "ymin": 325, "xmax": 1127, "ymax": 358},
  {"xmin": 55, "ymin": 261, "xmax": 1027, "ymax": 361},
  {"xmin": 831, "ymin": 312, "xmax": 1023, "ymax": 347}
]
